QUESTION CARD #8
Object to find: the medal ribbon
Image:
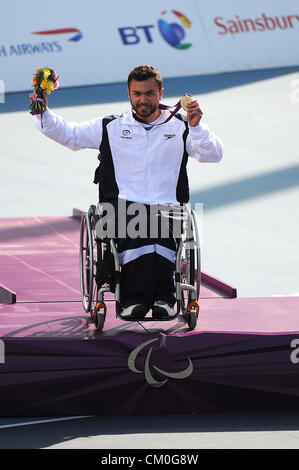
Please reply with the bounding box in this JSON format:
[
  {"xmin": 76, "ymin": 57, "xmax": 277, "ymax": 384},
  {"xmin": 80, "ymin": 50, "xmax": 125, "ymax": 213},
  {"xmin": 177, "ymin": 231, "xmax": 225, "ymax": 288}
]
[{"xmin": 132, "ymin": 94, "xmax": 191, "ymax": 126}]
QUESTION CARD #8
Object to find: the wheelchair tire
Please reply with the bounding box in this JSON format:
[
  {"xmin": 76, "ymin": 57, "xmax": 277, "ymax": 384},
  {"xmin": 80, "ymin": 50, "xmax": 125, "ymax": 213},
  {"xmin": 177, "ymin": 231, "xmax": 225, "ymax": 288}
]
[
  {"xmin": 187, "ymin": 311, "xmax": 197, "ymax": 330},
  {"xmin": 79, "ymin": 208, "xmax": 97, "ymax": 313},
  {"xmin": 180, "ymin": 209, "xmax": 201, "ymax": 314},
  {"xmin": 190, "ymin": 210, "xmax": 201, "ymax": 300},
  {"xmin": 95, "ymin": 311, "xmax": 106, "ymax": 331}
]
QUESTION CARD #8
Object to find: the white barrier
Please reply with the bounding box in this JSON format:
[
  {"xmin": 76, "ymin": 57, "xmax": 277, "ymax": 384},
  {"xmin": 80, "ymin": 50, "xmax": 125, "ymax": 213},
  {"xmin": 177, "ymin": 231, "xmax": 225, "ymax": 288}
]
[
  {"xmin": 0, "ymin": 80, "xmax": 4, "ymax": 103},
  {"xmin": 0, "ymin": 0, "xmax": 298, "ymax": 92}
]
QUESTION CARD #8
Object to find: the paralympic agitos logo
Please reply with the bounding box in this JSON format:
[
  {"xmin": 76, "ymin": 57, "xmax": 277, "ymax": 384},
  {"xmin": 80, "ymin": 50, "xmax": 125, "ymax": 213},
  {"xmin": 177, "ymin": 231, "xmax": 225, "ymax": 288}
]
[{"xmin": 128, "ymin": 338, "xmax": 193, "ymax": 388}]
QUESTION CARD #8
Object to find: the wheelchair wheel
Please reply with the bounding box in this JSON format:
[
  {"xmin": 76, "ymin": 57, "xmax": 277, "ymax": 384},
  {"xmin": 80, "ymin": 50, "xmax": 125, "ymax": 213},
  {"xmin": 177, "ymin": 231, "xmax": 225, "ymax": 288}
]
[
  {"xmin": 181, "ymin": 209, "xmax": 201, "ymax": 317},
  {"xmin": 188, "ymin": 310, "xmax": 198, "ymax": 330},
  {"xmin": 189, "ymin": 210, "xmax": 201, "ymax": 299},
  {"xmin": 94, "ymin": 302, "xmax": 107, "ymax": 331},
  {"xmin": 95, "ymin": 312, "xmax": 105, "ymax": 331},
  {"xmin": 79, "ymin": 206, "xmax": 97, "ymax": 314}
]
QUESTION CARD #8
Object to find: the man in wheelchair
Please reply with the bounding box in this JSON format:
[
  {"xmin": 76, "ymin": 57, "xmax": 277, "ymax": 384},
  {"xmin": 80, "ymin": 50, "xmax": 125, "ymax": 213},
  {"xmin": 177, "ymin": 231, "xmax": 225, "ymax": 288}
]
[{"xmin": 30, "ymin": 65, "xmax": 223, "ymax": 320}]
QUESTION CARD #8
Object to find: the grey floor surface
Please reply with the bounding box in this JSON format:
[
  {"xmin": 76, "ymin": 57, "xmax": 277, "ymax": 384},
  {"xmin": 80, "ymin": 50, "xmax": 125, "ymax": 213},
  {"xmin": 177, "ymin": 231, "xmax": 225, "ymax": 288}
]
[{"xmin": 1, "ymin": 412, "xmax": 299, "ymax": 449}]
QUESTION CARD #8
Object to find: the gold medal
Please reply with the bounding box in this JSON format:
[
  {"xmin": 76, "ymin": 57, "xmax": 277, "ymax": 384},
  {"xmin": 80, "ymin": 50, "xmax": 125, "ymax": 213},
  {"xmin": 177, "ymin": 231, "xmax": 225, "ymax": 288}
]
[
  {"xmin": 138, "ymin": 93, "xmax": 194, "ymax": 126},
  {"xmin": 180, "ymin": 94, "xmax": 193, "ymax": 111}
]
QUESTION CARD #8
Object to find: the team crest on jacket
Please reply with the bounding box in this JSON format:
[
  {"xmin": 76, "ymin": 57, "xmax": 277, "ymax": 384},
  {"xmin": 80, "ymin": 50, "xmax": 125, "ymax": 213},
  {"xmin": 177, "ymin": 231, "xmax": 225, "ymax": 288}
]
[{"xmin": 121, "ymin": 129, "xmax": 132, "ymax": 139}]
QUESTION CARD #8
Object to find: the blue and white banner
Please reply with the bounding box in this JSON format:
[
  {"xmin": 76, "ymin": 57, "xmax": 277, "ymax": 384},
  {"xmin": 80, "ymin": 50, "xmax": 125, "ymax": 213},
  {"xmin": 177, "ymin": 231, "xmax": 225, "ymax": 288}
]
[{"xmin": 0, "ymin": 0, "xmax": 298, "ymax": 92}]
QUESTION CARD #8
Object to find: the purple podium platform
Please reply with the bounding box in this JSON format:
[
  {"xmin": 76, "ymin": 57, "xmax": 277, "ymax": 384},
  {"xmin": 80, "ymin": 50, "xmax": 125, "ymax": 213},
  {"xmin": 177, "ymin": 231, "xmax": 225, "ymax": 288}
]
[{"xmin": 0, "ymin": 214, "xmax": 299, "ymax": 416}]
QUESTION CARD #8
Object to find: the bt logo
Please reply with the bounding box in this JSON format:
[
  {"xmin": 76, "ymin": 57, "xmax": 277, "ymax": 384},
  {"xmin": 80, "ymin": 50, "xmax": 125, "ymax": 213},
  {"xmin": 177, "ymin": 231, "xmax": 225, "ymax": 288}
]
[
  {"xmin": 158, "ymin": 10, "xmax": 192, "ymax": 49},
  {"xmin": 118, "ymin": 10, "xmax": 192, "ymax": 49}
]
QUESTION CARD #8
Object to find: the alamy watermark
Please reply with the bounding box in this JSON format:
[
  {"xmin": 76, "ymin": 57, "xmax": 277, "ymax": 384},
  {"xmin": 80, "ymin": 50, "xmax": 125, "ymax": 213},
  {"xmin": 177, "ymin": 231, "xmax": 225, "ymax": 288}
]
[
  {"xmin": 290, "ymin": 338, "xmax": 299, "ymax": 364},
  {"xmin": 94, "ymin": 201, "xmax": 203, "ymax": 244},
  {"xmin": 0, "ymin": 80, "xmax": 4, "ymax": 103},
  {"xmin": 0, "ymin": 339, "xmax": 5, "ymax": 363}
]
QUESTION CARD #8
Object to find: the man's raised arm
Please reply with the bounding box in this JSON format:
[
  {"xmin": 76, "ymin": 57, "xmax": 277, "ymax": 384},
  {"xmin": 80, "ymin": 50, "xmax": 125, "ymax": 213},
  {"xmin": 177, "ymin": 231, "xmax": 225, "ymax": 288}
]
[{"xmin": 29, "ymin": 90, "xmax": 103, "ymax": 151}]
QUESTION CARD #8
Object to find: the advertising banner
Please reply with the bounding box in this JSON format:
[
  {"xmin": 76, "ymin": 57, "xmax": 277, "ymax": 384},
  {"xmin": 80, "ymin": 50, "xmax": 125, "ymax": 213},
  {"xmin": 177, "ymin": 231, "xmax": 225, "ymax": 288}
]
[
  {"xmin": 197, "ymin": 0, "xmax": 299, "ymax": 72},
  {"xmin": 0, "ymin": 0, "xmax": 298, "ymax": 92}
]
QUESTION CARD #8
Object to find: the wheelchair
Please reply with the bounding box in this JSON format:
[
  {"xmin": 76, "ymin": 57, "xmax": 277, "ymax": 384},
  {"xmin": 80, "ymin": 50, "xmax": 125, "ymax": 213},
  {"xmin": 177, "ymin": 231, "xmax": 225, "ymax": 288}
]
[{"xmin": 79, "ymin": 202, "xmax": 200, "ymax": 331}]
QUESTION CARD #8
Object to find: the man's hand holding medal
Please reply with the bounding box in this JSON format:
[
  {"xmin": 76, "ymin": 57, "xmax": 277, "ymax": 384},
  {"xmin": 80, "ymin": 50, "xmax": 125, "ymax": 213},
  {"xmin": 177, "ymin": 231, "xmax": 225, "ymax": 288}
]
[
  {"xmin": 157, "ymin": 93, "xmax": 203, "ymax": 127},
  {"xmin": 180, "ymin": 94, "xmax": 203, "ymax": 127}
]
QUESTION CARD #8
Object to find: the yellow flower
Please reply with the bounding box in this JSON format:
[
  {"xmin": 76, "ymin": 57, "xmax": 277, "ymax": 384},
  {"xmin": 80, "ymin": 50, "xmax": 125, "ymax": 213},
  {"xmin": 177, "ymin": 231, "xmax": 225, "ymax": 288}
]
[
  {"xmin": 40, "ymin": 79, "xmax": 54, "ymax": 94},
  {"xmin": 46, "ymin": 81, "xmax": 54, "ymax": 94},
  {"xmin": 43, "ymin": 68, "xmax": 51, "ymax": 79},
  {"xmin": 40, "ymin": 78, "xmax": 48, "ymax": 90}
]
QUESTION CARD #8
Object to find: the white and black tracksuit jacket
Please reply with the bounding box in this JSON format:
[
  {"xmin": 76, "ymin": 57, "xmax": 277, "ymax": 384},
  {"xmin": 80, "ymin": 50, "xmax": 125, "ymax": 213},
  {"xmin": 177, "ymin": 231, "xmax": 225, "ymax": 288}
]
[{"xmin": 34, "ymin": 108, "xmax": 223, "ymax": 308}]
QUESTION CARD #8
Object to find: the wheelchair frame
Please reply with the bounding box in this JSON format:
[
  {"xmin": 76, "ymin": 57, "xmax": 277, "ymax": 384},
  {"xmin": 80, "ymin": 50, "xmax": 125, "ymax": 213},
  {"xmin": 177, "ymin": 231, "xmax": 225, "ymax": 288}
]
[{"xmin": 79, "ymin": 203, "xmax": 200, "ymax": 331}]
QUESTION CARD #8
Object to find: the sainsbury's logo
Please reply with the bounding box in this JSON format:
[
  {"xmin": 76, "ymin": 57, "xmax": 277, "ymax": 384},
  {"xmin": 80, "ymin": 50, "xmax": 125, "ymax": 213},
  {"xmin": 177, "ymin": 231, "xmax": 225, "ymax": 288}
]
[{"xmin": 214, "ymin": 12, "xmax": 299, "ymax": 35}]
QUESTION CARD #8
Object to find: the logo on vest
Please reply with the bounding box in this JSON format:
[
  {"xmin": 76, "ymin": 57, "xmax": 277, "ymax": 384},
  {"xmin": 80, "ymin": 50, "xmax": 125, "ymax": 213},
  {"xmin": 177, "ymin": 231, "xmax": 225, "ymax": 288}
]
[
  {"xmin": 128, "ymin": 337, "xmax": 193, "ymax": 388},
  {"xmin": 164, "ymin": 133, "xmax": 176, "ymax": 140},
  {"xmin": 121, "ymin": 129, "xmax": 132, "ymax": 139}
]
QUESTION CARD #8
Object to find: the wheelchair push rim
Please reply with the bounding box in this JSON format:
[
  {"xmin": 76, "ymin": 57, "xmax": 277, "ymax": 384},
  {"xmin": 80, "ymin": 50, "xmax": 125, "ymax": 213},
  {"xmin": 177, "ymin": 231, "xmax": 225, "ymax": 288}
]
[{"xmin": 79, "ymin": 207, "xmax": 97, "ymax": 313}]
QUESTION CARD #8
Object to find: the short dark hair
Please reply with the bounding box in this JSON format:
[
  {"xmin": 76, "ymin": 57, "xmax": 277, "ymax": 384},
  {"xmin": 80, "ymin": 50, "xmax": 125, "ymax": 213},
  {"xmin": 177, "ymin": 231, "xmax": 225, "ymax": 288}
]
[{"xmin": 127, "ymin": 65, "xmax": 163, "ymax": 90}]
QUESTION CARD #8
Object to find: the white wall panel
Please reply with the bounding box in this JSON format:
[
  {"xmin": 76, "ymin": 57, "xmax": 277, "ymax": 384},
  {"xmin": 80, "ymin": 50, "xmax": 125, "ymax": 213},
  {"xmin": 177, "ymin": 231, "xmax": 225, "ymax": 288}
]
[{"xmin": 0, "ymin": 0, "xmax": 298, "ymax": 92}]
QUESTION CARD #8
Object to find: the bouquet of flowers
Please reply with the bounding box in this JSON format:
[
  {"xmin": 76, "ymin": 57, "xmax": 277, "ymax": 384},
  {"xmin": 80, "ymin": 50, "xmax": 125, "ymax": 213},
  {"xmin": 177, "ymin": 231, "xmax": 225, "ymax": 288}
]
[{"xmin": 29, "ymin": 66, "xmax": 59, "ymax": 115}]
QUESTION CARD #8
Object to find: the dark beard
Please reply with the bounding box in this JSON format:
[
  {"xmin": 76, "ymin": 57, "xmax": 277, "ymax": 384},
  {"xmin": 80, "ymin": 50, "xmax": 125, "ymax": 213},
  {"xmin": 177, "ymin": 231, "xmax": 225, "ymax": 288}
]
[{"xmin": 132, "ymin": 103, "xmax": 158, "ymax": 120}]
